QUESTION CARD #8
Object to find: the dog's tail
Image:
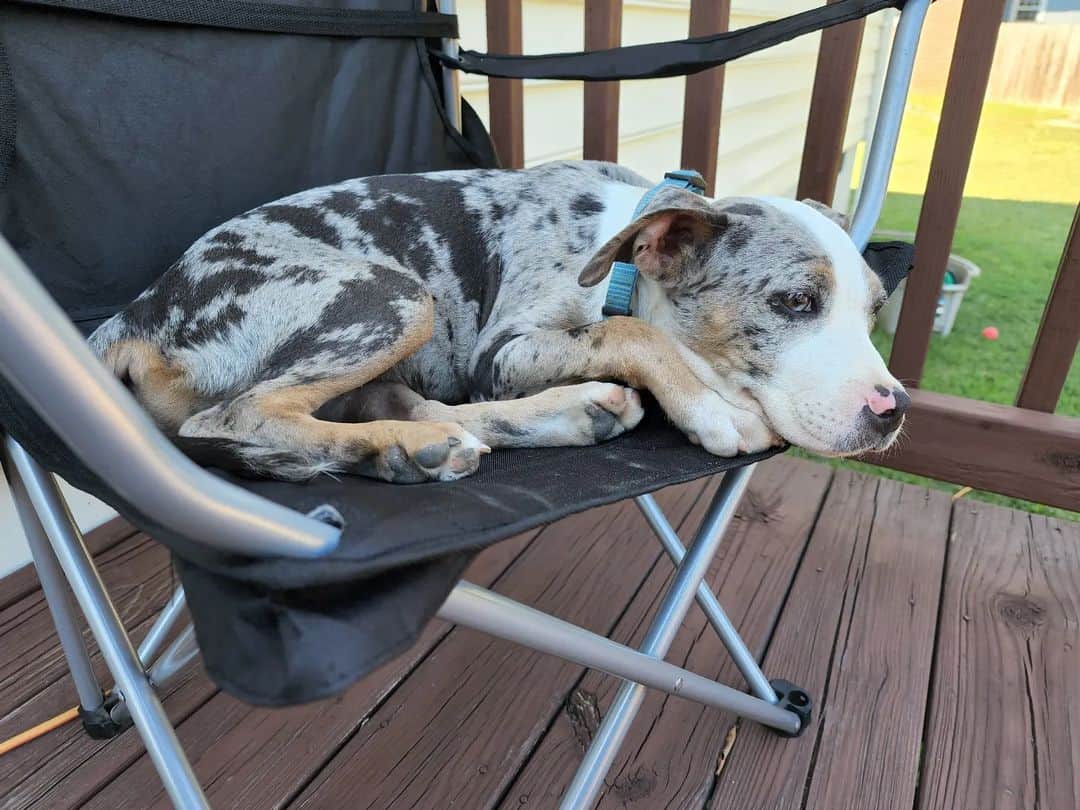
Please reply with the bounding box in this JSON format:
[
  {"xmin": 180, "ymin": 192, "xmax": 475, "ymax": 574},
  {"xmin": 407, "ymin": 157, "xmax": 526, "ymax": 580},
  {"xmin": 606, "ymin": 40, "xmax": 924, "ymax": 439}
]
[{"xmin": 100, "ymin": 339, "xmax": 199, "ymax": 434}]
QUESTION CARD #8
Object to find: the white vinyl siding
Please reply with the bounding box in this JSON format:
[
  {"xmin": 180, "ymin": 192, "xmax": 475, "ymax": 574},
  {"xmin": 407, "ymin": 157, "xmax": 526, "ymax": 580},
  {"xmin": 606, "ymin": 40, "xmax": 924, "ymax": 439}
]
[{"xmin": 457, "ymin": 0, "xmax": 894, "ymax": 199}]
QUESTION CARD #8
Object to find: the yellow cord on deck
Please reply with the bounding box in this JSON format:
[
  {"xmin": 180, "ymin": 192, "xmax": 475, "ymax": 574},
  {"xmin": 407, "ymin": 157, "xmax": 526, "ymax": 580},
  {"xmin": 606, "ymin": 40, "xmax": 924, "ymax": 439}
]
[{"xmin": 0, "ymin": 706, "xmax": 80, "ymax": 756}]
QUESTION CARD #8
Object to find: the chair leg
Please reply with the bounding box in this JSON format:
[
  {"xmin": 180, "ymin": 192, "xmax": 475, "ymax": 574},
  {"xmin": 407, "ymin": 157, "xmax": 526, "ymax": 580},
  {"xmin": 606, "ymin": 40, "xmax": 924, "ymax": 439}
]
[
  {"xmin": 2, "ymin": 438, "xmax": 210, "ymax": 810},
  {"xmin": 561, "ymin": 465, "xmax": 760, "ymax": 809},
  {"xmin": 138, "ymin": 586, "xmax": 187, "ymax": 666},
  {"xmin": 2, "ymin": 439, "xmax": 106, "ymax": 718},
  {"xmin": 635, "ymin": 490, "xmax": 777, "ymax": 703},
  {"xmin": 148, "ymin": 624, "xmax": 200, "ymax": 688},
  {"xmin": 438, "ymin": 466, "xmax": 810, "ymax": 810},
  {"xmin": 439, "ymin": 581, "xmax": 798, "ymax": 734}
]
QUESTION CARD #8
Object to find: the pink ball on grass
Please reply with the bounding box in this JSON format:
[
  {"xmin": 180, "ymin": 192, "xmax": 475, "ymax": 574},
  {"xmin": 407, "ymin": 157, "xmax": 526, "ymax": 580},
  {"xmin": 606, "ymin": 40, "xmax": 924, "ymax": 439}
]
[{"xmin": 982, "ymin": 326, "xmax": 999, "ymax": 340}]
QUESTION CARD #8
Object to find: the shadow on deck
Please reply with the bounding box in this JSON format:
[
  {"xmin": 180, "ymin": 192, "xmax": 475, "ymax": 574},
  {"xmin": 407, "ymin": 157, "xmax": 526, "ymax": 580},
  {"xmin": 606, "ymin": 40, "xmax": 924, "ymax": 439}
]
[{"xmin": 1, "ymin": 455, "xmax": 1077, "ymax": 809}]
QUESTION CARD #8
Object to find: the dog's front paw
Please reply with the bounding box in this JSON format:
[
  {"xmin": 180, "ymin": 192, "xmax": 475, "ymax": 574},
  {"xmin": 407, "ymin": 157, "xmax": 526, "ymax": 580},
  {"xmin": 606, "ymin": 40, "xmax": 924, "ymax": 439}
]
[
  {"xmin": 727, "ymin": 408, "xmax": 783, "ymax": 454},
  {"xmin": 683, "ymin": 392, "xmax": 742, "ymax": 456},
  {"xmin": 683, "ymin": 391, "xmax": 780, "ymax": 456}
]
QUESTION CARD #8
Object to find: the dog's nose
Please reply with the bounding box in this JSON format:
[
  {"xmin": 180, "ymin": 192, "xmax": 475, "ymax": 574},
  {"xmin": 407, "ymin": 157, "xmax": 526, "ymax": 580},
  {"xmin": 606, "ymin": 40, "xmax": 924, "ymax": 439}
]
[{"xmin": 863, "ymin": 385, "xmax": 910, "ymax": 435}]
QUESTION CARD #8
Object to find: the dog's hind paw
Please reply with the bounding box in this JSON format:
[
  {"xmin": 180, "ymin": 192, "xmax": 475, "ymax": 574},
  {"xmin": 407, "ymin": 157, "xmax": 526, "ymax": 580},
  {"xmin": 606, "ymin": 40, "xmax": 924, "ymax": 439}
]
[
  {"xmin": 370, "ymin": 423, "xmax": 490, "ymax": 483},
  {"xmin": 578, "ymin": 382, "xmax": 645, "ymax": 442}
]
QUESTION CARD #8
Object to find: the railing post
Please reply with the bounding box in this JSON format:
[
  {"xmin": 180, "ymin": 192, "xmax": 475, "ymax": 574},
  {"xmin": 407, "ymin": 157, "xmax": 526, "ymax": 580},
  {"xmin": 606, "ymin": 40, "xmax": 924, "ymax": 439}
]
[
  {"xmin": 680, "ymin": 0, "xmax": 730, "ymax": 196},
  {"xmin": 1016, "ymin": 204, "xmax": 1080, "ymax": 413},
  {"xmin": 583, "ymin": 0, "xmax": 622, "ymax": 163},
  {"xmin": 486, "ymin": 0, "xmax": 525, "ymax": 169},
  {"xmin": 889, "ymin": 0, "xmax": 1008, "ymax": 386},
  {"xmin": 796, "ymin": 0, "xmax": 866, "ymax": 205}
]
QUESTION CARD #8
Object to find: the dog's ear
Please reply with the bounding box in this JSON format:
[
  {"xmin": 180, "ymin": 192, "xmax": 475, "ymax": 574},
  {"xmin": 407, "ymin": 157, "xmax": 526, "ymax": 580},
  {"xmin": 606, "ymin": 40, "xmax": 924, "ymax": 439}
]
[
  {"xmin": 579, "ymin": 191, "xmax": 728, "ymax": 288},
  {"xmin": 800, "ymin": 198, "xmax": 850, "ymax": 231}
]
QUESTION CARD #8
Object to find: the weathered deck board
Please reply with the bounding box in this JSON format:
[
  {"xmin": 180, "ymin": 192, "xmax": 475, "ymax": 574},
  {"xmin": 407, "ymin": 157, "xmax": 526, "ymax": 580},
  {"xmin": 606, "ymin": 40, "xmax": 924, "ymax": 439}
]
[
  {"xmin": 917, "ymin": 503, "xmax": 1080, "ymax": 810},
  {"xmin": 0, "ymin": 525, "xmax": 216, "ymax": 810},
  {"xmin": 288, "ymin": 478, "xmax": 712, "ymax": 809},
  {"xmin": 0, "ymin": 519, "xmax": 138, "ymax": 611},
  {"xmin": 0, "ymin": 532, "xmax": 175, "ymax": 720},
  {"xmin": 502, "ymin": 457, "xmax": 832, "ymax": 809},
  {"xmin": 1, "ymin": 457, "xmax": 1076, "ymax": 810},
  {"xmin": 708, "ymin": 472, "xmax": 951, "ymax": 809},
  {"xmin": 799, "ymin": 479, "xmax": 951, "ymax": 810},
  {"xmin": 5, "ymin": 646, "xmax": 212, "ymax": 810}
]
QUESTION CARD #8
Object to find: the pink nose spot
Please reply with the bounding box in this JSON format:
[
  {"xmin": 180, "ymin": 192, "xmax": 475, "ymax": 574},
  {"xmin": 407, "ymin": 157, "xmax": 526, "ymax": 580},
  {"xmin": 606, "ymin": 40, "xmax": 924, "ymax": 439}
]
[{"xmin": 866, "ymin": 386, "xmax": 897, "ymax": 416}]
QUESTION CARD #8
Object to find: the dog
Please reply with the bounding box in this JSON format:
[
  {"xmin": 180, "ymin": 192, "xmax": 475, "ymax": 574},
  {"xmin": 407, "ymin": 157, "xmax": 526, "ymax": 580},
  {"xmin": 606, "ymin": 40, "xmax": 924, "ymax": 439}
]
[{"xmin": 88, "ymin": 160, "xmax": 909, "ymax": 483}]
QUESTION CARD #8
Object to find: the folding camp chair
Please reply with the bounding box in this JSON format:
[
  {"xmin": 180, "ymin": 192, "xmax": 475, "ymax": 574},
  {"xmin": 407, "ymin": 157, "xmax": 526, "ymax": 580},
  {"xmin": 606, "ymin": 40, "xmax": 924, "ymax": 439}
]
[{"xmin": 0, "ymin": 0, "xmax": 929, "ymax": 807}]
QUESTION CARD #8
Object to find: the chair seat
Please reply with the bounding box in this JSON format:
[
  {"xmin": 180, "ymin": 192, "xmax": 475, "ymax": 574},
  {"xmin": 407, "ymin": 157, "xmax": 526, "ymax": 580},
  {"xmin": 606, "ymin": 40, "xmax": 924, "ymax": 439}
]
[
  {"xmin": 173, "ymin": 412, "xmax": 781, "ymax": 705},
  {"xmin": 1, "ymin": 376, "xmax": 778, "ymax": 704}
]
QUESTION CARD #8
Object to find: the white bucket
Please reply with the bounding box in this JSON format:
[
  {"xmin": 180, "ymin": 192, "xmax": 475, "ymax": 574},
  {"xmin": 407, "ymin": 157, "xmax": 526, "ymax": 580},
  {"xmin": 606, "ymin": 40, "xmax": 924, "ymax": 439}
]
[{"xmin": 874, "ymin": 230, "xmax": 981, "ymax": 338}]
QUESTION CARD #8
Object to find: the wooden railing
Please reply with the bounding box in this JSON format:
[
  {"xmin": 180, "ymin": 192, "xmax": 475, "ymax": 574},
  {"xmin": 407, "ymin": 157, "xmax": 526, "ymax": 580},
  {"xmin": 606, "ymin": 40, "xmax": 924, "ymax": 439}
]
[{"xmin": 483, "ymin": 0, "xmax": 1080, "ymax": 511}]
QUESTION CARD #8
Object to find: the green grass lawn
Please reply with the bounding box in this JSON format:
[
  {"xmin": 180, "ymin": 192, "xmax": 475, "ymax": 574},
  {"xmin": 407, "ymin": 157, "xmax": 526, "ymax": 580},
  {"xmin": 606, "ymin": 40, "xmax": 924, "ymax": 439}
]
[
  {"xmin": 804, "ymin": 95, "xmax": 1080, "ymax": 519},
  {"xmin": 872, "ymin": 194, "xmax": 1078, "ymax": 416}
]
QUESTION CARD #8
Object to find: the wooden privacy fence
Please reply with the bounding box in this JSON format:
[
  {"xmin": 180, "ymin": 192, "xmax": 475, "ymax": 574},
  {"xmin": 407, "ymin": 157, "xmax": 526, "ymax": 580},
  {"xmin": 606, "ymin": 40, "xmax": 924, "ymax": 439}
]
[{"xmin": 482, "ymin": 0, "xmax": 1080, "ymax": 511}]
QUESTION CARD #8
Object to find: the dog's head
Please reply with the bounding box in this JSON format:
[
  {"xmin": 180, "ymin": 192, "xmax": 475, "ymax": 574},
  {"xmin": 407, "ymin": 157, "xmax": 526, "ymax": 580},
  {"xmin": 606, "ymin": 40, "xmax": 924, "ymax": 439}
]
[{"xmin": 579, "ymin": 188, "xmax": 910, "ymax": 456}]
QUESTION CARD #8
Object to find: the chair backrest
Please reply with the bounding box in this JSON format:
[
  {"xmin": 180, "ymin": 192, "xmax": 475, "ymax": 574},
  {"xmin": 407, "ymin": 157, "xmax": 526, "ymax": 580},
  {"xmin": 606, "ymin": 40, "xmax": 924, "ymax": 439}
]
[{"xmin": 0, "ymin": 0, "xmax": 494, "ymax": 333}]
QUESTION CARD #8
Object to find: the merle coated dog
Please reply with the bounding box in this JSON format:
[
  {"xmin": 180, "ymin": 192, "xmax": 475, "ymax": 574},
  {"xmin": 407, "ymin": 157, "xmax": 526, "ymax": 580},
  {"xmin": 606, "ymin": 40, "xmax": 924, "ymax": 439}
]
[{"xmin": 89, "ymin": 160, "xmax": 909, "ymax": 483}]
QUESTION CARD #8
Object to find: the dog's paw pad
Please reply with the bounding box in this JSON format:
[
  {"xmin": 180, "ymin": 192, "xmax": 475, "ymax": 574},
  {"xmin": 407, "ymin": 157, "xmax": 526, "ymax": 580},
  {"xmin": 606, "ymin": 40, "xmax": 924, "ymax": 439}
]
[
  {"xmin": 371, "ymin": 425, "xmax": 487, "ymax": 483},
  {"xmin": 376, "ymin": 444, "xmax": 429, "ymax": 483},
  {"xmin": 412, "ymin": 425, "xmax": 488, "ymax": 482},
  {"xmin": 414, "ymin": 441, "xmax": 452, "ymax": 469},
  {"xmin": 581, "ymin": 383, "xmax": 645, "ymax": 441}
]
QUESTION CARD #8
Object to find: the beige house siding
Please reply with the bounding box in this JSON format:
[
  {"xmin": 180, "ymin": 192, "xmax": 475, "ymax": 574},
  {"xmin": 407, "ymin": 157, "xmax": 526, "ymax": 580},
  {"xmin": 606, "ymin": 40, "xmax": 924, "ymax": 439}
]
[{"xmin": 458, "ymin": 0, "xmax": 896, "ymax": 204}]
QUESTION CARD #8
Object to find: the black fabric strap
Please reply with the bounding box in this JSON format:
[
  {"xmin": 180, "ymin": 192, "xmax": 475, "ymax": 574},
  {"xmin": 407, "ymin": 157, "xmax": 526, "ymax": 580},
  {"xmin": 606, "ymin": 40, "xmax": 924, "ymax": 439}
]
[
  {"xmin": 437, "ymin": 0, "xmax": 903, "ymax": 81},
  {"xmin": 8, "ymin": 0, "xmax": 459, "ymax": 39}
]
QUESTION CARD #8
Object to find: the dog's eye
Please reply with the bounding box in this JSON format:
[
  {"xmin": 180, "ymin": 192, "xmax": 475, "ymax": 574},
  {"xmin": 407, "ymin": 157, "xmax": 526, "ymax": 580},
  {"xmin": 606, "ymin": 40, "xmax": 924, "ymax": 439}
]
[{"xmin": 780, "ymin": 292, "xmax": 815, "ymax": 314}]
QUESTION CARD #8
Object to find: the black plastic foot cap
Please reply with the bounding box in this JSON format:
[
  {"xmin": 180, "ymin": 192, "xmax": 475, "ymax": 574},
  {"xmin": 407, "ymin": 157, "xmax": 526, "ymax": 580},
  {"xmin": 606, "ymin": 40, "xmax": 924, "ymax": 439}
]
[
  {"xmin": 769, "ymin": 678, "xmax": 812, "ymax": 738},
  {"xmin": 79, "ymin": 694, "xmax": 130, "ymax": 740}
]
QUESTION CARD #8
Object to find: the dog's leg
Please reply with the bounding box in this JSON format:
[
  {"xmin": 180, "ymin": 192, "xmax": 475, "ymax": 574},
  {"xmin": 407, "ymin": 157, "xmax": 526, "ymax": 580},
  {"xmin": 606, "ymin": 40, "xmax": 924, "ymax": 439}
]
[
  {"xmin": 326, "ymin": 381, "xmax": 645, "ymax": 448},
  {"xmin": 176, "ymin": 294, "xmax": 489, "ymax": 483},
  {"xmin": 475, "ymin": 317, "xmax": 780, "ymax": 456}
]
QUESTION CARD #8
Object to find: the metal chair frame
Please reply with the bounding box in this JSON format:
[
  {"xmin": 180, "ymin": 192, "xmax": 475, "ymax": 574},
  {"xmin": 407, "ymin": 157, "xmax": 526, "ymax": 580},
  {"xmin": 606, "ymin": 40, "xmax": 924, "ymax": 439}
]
[{"xmin": 0, "ymin": 2, "xmax": 928, "ymax": 806}]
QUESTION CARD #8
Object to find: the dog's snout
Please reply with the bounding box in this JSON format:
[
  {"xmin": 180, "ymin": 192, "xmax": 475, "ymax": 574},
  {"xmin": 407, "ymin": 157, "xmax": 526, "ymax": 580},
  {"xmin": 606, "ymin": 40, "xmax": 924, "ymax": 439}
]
[{"xmin": 863, "ymin": 385, "xmax": 909, "ymax": 435}]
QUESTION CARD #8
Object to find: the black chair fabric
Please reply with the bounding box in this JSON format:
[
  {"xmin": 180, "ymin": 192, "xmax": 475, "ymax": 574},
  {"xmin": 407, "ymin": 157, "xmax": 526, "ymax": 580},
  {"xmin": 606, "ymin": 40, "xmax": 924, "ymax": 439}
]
[{"xmin": 0, "ymin": 0, "xmax": 492, "ymax": 329}]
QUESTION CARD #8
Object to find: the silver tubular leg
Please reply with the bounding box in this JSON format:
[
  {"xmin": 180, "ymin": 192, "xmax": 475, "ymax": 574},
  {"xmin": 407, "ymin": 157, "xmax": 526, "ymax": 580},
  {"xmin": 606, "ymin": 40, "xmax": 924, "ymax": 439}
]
[
  {"xmin": 848, "ymin": 0, "xmax": 931, "ymax": 250},
  {"xmin": 148, "ymin": 624, "xmax": 200, "ymax": 688},
  {"xmin": 1, "ymin": 438, "xmax": 106, "ymax": 712},
  {"xmin": 438, "ymin": 582, "xmax": 796, "ymax": 734},
  {"xmin": 560, "ymin": 465, "xmax": 758, "ymax": 809},
  {"xmin": 138, "ymin": 586, "xmax": 187, "ymax": 666},
  {"xmin": 634, "ymin": 492, "xmax": 776, "ymax": 704},
  {"xmin": 113, "ymin": 624, "xmax": 200, "ymax": 728},
  {"xmin": 5, "ymin": 440, "xmax": 209, "ymax": 810},
  {"xmin": 440, "ymin": 0, "xmax": 462, "ymax": 131}
]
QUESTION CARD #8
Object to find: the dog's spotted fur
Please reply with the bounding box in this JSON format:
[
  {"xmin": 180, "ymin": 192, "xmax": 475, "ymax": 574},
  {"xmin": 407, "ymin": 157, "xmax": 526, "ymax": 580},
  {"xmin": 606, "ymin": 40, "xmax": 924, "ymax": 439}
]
[{"xmin": 90, "ymin": 160, "xmax": 905, "ymax": 481}]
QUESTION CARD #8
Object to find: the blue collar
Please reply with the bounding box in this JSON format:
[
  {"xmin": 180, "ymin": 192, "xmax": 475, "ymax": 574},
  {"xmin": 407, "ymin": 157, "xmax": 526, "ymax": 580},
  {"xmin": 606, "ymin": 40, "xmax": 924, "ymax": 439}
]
[{"xmin": 602, "ymin": 169, "xmax": 708, "ymax": 318}]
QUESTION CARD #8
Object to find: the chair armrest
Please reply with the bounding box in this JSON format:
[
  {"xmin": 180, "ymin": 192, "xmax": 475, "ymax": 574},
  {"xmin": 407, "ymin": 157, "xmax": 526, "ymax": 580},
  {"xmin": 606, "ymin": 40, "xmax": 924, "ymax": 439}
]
[{"xmin": 848, "ymin": 0, "xmax": 930, "ymax": 250}]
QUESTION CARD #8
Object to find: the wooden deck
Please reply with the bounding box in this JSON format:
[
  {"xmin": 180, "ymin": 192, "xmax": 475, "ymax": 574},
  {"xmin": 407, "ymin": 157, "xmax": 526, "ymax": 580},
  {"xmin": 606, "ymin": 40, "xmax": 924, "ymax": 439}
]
[{"xmin": 1, "ymin": 455, "xmax": 1077, "ymax": 809}]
